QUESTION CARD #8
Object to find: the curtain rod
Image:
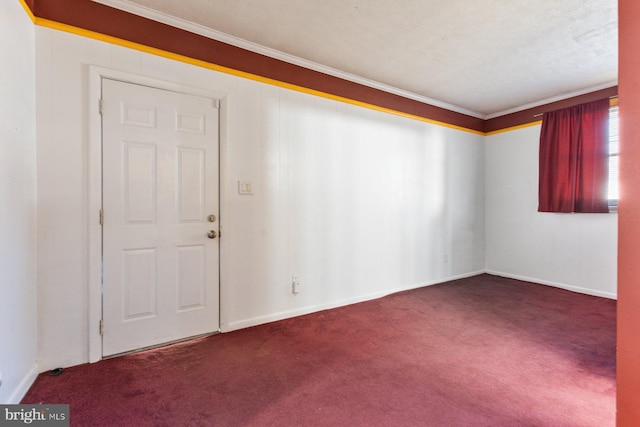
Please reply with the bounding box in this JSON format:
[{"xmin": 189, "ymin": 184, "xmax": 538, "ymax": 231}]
[{"xmin": 533, "ymin": 95, "xmax": 618, "ymax": 118}]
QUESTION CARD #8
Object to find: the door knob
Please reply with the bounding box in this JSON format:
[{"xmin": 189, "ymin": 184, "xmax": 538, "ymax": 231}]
[{"xmin": 207, "ymin": 230, "xmax": 217, "ymax": 239}]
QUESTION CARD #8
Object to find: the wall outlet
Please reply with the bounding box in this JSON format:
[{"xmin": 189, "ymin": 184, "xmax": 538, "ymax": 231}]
[{"xmin": 292, "ymin": 276, "xmax": 300, "ymax": 295}]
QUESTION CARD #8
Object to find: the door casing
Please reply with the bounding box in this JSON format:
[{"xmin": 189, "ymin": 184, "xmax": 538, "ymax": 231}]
[{"xmin": 88, "ymin": 66, "xmax": 229, "ymax": 362}]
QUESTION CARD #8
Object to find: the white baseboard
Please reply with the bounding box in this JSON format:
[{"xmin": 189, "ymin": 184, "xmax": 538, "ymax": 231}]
[
  {"xmin": 5, "ymin": 363, "xmax": 38, "ymax": 404},
  {"xmin": 485, "ymin": 270, "xmax": 617, "ymax": 300},
  {"xmin": 224, "ymin": 270, "xmax": 486, "ymax": 332}
]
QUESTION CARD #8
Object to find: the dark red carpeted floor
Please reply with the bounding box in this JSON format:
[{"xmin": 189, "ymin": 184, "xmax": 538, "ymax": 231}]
[{"xmin": 23, "ymin": 274, "xmax": 616, "ymax": 426}]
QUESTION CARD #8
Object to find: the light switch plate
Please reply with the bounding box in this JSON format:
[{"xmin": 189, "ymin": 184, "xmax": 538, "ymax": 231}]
[{"xmin": 238, "ymin": 180, "xmax": 253, "ymax": 195}]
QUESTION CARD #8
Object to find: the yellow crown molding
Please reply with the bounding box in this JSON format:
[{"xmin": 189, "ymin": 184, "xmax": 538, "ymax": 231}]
[
  {"xmin": 18, "ymin": 0, "xmax": 36, "ymax": 22},
  {"xmin": 27, "ymin": 13, "xmax": 485, "ymax": 136},
  {"xmin": 485, "ymin": 120, "xmax": 543, "ymax": 136}
]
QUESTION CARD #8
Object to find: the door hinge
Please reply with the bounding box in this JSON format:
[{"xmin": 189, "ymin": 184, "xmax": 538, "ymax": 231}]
[
  {"xmin": 99, "ymin": 99, "xmax": 104, "ymax": 115},
  {"xmin": 99, "ymin": 209, "xmax": 104, "ymax": 225},
  {"xmin": 99, "ymin": 319, "xmax": 104, "ymax": 336}
]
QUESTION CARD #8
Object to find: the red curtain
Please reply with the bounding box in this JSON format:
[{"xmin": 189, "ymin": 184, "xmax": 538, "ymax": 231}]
[{"xmin": 538, "ymin": 99, "xmax": 610, "ymax": 213}]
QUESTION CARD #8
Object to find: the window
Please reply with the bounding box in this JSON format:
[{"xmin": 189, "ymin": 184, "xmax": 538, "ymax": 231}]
[{"xmin": 608, "ymin": 105, "xmax": 619, "ymax": 207}]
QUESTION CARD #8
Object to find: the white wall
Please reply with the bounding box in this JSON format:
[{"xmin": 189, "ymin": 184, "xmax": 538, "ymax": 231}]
[
  {"xmin": 35, "ymin": 27, "xmax": 485, "ymax": 370},
  {"xmin": 0, "ymin": 1, "xmax": 38, "ymax": 403},
  {"xmin": 224, "ymin": 88, "xmax": 486, "ymax": 329},
  {"xmin": 485, "ymin": 125, "xmax": 617, "ymax": 298}
]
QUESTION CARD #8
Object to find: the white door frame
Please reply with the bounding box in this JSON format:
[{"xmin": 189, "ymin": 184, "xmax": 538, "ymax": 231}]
[{"xmin": 87, "ymin": 66, "xmax": 228, "ymax": 362}]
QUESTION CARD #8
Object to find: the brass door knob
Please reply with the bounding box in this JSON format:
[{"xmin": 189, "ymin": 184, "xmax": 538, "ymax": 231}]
[{"xmin": 207, "ymin": 230, "xmax": 217, "ymax": 239}]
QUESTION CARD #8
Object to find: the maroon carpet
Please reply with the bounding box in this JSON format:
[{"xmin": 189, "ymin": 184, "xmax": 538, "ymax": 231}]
[{"xmin": 23, "ymin": 274, "xmax": 616, "ymax": 426}]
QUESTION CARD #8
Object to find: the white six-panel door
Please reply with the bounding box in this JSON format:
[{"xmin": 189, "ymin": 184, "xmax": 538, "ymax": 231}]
[{"xmin": 101, "ymin": 78, "xmax": 220, "ymax": 356}]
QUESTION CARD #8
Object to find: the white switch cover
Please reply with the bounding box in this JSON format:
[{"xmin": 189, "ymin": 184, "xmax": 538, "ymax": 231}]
[{"xmin": 238, "ymin": 180, "xmax": 253, "ymax": 195}]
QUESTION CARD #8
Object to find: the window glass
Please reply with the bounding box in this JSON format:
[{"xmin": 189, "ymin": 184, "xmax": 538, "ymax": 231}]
[{"xmin": 608, "ymin": 106, "xmax": 619, "ymax": 203}]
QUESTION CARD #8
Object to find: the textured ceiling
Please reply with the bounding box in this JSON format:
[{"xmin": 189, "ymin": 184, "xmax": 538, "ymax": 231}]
[{"xmin": 99, "ymin": 0, "xmax": 618, "ymax": 118}]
